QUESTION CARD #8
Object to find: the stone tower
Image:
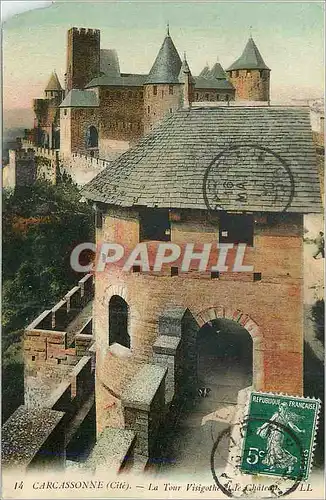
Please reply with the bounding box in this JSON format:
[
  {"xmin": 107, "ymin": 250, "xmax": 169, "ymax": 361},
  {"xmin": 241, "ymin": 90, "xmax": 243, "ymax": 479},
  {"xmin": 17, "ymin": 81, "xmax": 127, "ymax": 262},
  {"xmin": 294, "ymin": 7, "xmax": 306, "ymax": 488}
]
[
  {"xmin": 226, "ymin": 37, "xmax": 270, "ymax": 101},
  {"xmin": 66, "ymin": 27, "xmax": 100, "ymax": 91},
  {"xmin": 144, "ymin": 27, "xmax": 186, "ymax": 133}
]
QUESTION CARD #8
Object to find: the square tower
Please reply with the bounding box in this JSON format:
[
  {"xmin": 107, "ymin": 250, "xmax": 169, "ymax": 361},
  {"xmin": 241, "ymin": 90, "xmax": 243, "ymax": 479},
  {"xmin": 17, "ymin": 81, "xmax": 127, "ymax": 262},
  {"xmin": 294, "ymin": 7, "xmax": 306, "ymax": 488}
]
[{"xmin": 66, "ymin": 27, "xmax": 100, "ymax": 91}]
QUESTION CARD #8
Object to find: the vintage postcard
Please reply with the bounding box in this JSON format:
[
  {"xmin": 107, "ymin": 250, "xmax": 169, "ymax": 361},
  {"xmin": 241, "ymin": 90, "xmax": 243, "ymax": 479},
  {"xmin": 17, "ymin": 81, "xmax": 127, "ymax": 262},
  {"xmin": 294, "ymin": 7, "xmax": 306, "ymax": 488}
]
[{"xmin": 2, "ymin": 1, "xmax": 325, "ymax": 499}]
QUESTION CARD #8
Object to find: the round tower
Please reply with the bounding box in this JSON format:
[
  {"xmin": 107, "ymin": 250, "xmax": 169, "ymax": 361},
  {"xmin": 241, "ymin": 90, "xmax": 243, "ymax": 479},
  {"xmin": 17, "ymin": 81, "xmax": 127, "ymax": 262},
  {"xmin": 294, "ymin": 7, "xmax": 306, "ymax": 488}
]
[
  {"xmin": 143, "ymin": 26, "xmax": 184, "ymax": 134},
  {"xmin": 226, "ymin": 37, "xmax": 270, "ymax": 101}
]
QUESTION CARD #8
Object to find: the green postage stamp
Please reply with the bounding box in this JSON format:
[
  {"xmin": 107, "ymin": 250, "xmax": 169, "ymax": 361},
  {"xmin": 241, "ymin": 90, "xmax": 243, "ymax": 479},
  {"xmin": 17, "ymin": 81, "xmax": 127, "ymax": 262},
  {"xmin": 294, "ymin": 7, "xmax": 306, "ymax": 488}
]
[{"xmin": 240, "ymin": 392, "xmax": 321, "ymax": 480}]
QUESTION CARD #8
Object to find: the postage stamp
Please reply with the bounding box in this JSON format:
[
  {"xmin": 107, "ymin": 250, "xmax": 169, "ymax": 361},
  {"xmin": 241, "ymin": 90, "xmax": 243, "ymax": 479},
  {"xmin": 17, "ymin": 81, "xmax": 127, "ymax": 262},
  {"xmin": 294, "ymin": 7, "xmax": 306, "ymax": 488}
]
[{"xmin": 240, "ymin": 392, "xmax": 321, "ymax": 481}]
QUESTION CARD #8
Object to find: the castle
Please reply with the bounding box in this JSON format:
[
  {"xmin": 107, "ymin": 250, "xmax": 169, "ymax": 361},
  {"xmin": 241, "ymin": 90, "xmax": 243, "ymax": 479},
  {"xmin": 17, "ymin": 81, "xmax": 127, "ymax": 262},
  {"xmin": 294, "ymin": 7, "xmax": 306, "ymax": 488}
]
[
  {"xmin": 2, "ymin": 24, "xmax": 323, "ymax": 481},
  {"xmin": 28, "ymin": 26, "xmax": 270, "ymax": 160}
]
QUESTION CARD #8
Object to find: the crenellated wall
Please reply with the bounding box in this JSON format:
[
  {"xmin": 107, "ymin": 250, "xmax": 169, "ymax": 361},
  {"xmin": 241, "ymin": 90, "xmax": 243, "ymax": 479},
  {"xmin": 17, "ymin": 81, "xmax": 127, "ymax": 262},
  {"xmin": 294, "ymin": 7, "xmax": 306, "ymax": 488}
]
[{"xmin": 24, "ymin": 274, "xmax": 94, "ymax": 407}]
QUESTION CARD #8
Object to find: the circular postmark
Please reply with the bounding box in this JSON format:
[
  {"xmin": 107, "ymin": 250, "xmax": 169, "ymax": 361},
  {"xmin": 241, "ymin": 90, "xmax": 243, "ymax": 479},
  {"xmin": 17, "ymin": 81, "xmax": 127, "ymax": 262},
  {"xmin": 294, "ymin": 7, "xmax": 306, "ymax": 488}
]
[
  {"xmin": 203, "ymin": 144, "xmax": 295, "ymax": 215},
  {"xmin": 210, "ymin": 417, "xmax": 305, "ymax": 499}
]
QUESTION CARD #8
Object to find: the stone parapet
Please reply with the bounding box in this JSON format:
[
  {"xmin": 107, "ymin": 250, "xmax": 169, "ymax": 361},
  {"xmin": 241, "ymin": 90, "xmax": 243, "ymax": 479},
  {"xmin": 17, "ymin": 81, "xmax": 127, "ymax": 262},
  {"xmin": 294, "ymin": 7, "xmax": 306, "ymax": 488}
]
[{"xmin": 86, "ymin": 428, "xmax": 136, "ymax": 473}]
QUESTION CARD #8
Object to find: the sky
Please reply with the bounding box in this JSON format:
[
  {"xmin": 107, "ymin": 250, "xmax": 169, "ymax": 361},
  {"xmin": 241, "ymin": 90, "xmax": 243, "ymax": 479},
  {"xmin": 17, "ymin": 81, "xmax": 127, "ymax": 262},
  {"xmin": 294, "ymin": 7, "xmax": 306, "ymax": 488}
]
[{"xmin": 2, "ymin": 0, "xmax": 325, "ymax": 113}]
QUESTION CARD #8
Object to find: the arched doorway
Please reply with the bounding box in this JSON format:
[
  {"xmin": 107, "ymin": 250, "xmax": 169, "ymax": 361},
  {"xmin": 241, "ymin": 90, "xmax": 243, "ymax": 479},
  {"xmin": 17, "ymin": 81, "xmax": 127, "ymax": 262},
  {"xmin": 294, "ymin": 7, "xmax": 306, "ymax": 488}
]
[
  {"xmin": 197, "ymin": 318, "xmax": 253, "ymax": 406},
  {"xmin": 158, "ymin": 314, "xmax": 253, "ymax": 477},
  {"xmin": 109, "ymin": 295, "xmax": 130, "ymax": 348}
]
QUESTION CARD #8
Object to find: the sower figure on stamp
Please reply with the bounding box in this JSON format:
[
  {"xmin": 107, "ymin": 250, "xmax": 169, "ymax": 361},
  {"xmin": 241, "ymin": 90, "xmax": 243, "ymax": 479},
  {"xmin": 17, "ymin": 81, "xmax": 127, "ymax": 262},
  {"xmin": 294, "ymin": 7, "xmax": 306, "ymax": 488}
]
[
  {"xmin": 313, "ymin": 231, "xmax": 325, "ymax": 259},
  {"xmin": 257, "ymin": 402, "xmax": 305, "ymax": 473}
]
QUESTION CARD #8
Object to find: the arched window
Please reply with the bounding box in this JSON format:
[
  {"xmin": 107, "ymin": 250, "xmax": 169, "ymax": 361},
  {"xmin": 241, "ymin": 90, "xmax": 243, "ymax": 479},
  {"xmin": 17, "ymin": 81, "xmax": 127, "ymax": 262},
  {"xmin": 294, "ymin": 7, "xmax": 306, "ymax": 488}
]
[
  {"xmin": 86, "ymin": 126, "xmax": 98, "ymax": 148},
  {"xmin": 109, "ymin": 296, "xmax": 130, "ymax": 348}
]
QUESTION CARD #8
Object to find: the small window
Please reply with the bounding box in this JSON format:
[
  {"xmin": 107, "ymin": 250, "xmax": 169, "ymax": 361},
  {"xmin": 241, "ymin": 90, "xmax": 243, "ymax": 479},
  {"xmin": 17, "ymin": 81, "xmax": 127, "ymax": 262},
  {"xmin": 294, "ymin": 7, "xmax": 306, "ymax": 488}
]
[
  {"xmin": 219, "ymin": 213, "xmax": 254, "ymax": 246},
  {"xmin": 161, "ymin": 90, "xmax": 164, "ymax": 98},
  {"xmin": 196, "ymin": 93, "xmax": 199, "ymax": 100},
  {"xmin": 139, "ymin": 209, "xmax": 171, "ymax": 242},
  {"xmin": 205, "ymin": 93, "xmax": 209, "ymax": 100},
  {"xmin": 253, "ymin": 272, "xmax": 262, "ymax": 282},
  {"xmin": 234, "ymin": 70, "xmax": 239, "ymax": 77},
  {"xmin": 128, "ymin": 91, "xmax": 132, "ymax": 98},
  {"xmin": 169, "ymin": 108, "xmax": 173, "ymax": 113},
  {"xmin": 171, "ymin": 267, "xmax": 179, "ymax": 277},
  {"xmin": 226, "ymin": 94, "xmax": 230, "ymax": 101},
  {"xmin": 246, "ymin": 70, "xmax": 251, "ymax": 76},
  {"xmin": 147, "ymin": 105, "xmax": 150, "ymax": 114},
  {"xmin": 169, "ymin": 85, "xmax": 173, "ymax": 95},
  {"xmin": 133, "ymin": 266, "xmax": 141, "ymax": 273},
  {"xmin": 216, "ymin": 94, "xmax": 220, "ymax": 101},
  {"xmin": 140, "ymin": 91, "xmax": 143, "ymax": 98},
  {"xmin": 31, "ymin": 355, "xmax": 36, "ymax": 361},
  {"xmin": 153, "ymin": 85, "xmax": 157, "ymax": 96},
  {"xmin": 64, "ymin": 108, "xmax": 67, "ymax": 116},
  {"xmin": 211, "ymin": 271, "xmax": 219, "ymax": 279}
]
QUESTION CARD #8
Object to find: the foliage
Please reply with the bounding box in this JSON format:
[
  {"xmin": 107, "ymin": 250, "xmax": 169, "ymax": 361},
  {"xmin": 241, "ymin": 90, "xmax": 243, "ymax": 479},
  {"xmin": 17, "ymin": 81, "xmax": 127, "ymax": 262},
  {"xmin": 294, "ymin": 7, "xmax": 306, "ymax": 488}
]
[{"xmin": 2, "ymin": 179, "xmax": 94, "ymax": 422}]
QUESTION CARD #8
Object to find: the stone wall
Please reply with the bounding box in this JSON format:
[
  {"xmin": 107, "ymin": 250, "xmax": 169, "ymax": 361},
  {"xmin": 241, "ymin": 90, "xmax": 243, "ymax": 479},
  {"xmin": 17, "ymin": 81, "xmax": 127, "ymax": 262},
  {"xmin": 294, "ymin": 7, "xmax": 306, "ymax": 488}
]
[
  {"xmin": 24, "ymin": 274, "xmax": 94, "ymax": 407},
  {"xmin": 194, "ymin": 88, "xmax": 235, "ymax": 102},
  {"xmin": 20, "ymin": 140, "xmax": 111, "ymax": 186},
  {"xmin": 94, "ymin": 208, "xmax": 304, "ymax": 430},
  {"xmin": 98, "ymin": 86, "xmax": 144, "ymax": 143},
  {"xmin": 3, "ymin": 149, "xmax": 36, "ymax": 188},
  {"xmin": 59, "ymin": 152, "xmax": 110, "ymax": 185},
  {"xmin": 3, "ymin": 356, "xmax": 95, "ymax": 472},
  {"xmin": 227, "ymin": 69, "xmax": 270, "ymax": 101}
]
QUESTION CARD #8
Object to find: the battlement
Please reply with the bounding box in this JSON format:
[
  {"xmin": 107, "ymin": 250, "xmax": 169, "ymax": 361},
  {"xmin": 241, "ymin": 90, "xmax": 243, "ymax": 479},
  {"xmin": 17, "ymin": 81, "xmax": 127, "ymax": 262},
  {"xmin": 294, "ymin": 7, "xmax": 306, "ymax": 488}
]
[
  {"xmin": 9, "ymin": 149, "xmax": 35, "ymax": 162},
  {"xmin": 59, "ymin": 153, "xmax": 110, "ymax": 185},
  {"xmin": 20, "ymin": 140, "xmax": 58, "ymax": 159},
  {"xmin": 70, "ymin": 152, "xmax": 110, "ymax": 170},
  {"xmin": 69, "ymin": 27, "xmax": 100, "ymax": 38}
]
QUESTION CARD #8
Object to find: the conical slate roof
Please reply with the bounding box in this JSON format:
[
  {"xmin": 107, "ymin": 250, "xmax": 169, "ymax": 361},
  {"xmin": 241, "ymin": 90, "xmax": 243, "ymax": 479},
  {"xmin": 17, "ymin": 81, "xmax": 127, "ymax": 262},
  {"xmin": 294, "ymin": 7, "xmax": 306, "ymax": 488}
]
[
  {"xmin": 199, "ymin": 65, "xmax": 210, "ymax": 77},
  {"xmin": 227, "ymin": 38, "xmax": 270, "ymax": 71},
  {"xmin": 45, "ymin": 72, "xmax": 63, "ymax": 91},
  {"xmin": 145, "ymin": 33, "xmax": 182, "ymax": 84},
  {"xmin": 209, "ymin": 62, "xmax": 228, "ymax": 80}
]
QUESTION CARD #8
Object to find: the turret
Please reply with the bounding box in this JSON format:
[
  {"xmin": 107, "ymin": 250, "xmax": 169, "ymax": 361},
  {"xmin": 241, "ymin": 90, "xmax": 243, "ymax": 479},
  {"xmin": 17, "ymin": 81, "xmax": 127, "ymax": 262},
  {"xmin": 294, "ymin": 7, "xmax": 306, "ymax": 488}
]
[
  {"xmin": 44, "ymin": 71, "xmax": 64, "ymax": 101},
  {"xmin": 143, "ymin": 26, "xmax": 183, "ymax": 133},
  {"xmin": 178, "ymin": 54, "xmax": 194, "ymax": 109},
  {"xmin": 226, "ymin": 37, "xmax": 270, "ymax": 101}
]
